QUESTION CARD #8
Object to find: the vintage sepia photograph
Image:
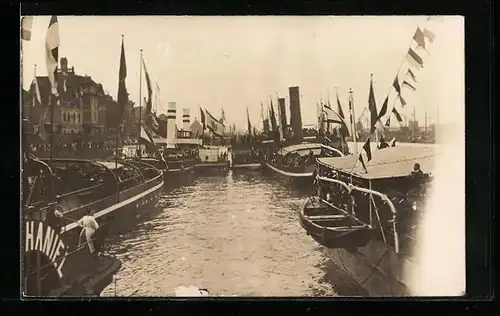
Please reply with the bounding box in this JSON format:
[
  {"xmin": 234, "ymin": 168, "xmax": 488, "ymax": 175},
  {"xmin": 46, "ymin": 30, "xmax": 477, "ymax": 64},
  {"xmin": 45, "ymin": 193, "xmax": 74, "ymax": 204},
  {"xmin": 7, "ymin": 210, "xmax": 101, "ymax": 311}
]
[{"xmin": 20, "ymin": 15, "xmax": 465, "ymax": 297}]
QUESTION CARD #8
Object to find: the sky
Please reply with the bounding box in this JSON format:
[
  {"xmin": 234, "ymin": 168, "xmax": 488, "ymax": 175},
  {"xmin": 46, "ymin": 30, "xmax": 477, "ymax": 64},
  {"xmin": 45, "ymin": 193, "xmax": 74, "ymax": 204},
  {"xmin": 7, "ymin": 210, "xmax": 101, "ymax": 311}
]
[{"xmin": 21, "ymin": 16, "xmax": 464, "ymax": 130}]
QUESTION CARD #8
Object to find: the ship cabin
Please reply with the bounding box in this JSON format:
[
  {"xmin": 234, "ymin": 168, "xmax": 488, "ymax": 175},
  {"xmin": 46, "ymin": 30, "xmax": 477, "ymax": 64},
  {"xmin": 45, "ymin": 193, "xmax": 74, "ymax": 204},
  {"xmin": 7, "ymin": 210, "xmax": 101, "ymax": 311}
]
[
  {"xmin": 29, "ymin": 158, "xmax": 163, "ymax": 232},
  {"xmin": 270, "ymin": 143, "xmax": 344, "ymax": 175},
  {"xmin": 304, "ymin": 146, "xmax": 437, "ymax": 254}
]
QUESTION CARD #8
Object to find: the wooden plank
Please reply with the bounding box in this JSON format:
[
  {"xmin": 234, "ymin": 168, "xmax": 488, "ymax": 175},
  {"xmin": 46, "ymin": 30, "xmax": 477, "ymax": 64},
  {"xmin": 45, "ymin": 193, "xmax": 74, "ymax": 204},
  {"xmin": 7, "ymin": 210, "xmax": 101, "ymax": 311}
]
[{"xmin": 307, "ymin": 215, "xmax": 346, "ymax": 220}]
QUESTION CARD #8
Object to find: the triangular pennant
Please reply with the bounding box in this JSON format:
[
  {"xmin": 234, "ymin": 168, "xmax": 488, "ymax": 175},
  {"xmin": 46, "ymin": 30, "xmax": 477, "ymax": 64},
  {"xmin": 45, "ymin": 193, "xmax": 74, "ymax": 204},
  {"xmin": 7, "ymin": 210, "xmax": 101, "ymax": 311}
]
[
  {"xmin": 358, "ymin": 154, "xmax": 368, "ymax": 173},
  {"xmin": 406, "ymin": 68, "xmax": 418, "ymax": 83},
  {"xmin": 413, "ymin": 27, "xmax": 426, "ymax": 49},
  {"xmin": 402, "ymin": 80, "xmax": 417, "ymax": 92},
  {"xmin": 392, "ymin": 76, "xmax": 401, "ymax": 95},
  {"xmin": 392, "ymin": 107, "xmax": 404, "ymax": 123},
  {"xmin": 423, "ymin": 28, "xmax": 436, "ymax": 43}
]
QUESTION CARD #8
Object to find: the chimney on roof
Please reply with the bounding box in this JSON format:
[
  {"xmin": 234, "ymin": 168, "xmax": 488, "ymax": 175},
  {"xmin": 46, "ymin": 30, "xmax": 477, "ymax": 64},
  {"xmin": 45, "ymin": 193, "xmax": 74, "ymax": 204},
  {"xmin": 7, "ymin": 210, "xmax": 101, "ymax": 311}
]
[{"xmin": 61, "ymin": 57, "xmax": 68, "ymax": 72}]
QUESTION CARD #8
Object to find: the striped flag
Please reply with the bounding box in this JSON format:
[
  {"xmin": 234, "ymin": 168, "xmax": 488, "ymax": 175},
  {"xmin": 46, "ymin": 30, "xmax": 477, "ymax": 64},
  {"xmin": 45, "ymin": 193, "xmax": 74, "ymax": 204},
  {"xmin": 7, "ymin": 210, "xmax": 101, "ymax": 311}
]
[
  {"xmin": 402, "ymin": 80, "xmax": 417, "ymax": 92},
  {"xmin": 45, "ymin": 16, "xmax": 60, "ymax": 95},
  {"xmin": 406, "ymin": 68, "xmax": 418, "ymax": 83},
  {"xmin": 21, "ymin": 16, "xmax": 33, "ymax": 41},
  {"xmin": 407, "ymin": 48, "xmax": 424, "ymax": 69}
]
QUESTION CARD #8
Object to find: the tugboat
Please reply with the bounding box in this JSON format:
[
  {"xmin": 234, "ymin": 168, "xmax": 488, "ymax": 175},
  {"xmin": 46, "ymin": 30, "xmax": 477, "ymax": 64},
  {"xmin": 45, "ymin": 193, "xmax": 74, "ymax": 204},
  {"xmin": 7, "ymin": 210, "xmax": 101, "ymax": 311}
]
[
  {"xmin": 298, "ymin": 146, "xmax": 437, "ymax": 295},
  {"xmin": 22, "ymin": 155, "xmax": 122, "ymax": 296},
  {"xmin": 262, "ymin": 142, "xmax": 344, "ymax": 186}
]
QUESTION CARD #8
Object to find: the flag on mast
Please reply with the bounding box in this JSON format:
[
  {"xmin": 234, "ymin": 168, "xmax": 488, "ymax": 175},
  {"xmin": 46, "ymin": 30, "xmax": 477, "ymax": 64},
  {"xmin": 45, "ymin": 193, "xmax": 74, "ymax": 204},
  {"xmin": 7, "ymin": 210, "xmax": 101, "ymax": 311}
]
[
  {"xmin": 141, "ymin": 55, "xmax": 159, "ymax": 133},
  {"xmin": 246, "ymin": 106, "xmax": 252, "ymax": 136},
  {"xmin": 368, "ymin": 75, "xmax": 378, "ymax": 133},
  {"xmin": 45, "ymin": 16, "xmax": 60, "ymax": 95},
  {"xmin": 116, "ymin": 35, "xmax": 128, "ymax": 127},
  {"xmin": 33, "ymin": 76, "xmax": 41, "ymax": 104}
]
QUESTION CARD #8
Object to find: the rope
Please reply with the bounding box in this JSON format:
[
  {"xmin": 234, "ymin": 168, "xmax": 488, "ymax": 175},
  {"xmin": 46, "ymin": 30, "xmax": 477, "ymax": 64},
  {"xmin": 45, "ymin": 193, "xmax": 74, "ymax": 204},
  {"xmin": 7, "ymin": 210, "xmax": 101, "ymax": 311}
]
[{"xmin": 336, "ymin": 247, "xmax": 390, "ymax": 285}]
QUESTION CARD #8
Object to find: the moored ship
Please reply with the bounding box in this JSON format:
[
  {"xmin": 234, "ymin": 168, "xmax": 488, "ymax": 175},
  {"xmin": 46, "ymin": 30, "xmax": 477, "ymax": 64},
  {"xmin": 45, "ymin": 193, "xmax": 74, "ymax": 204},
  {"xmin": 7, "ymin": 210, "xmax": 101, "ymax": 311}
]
[
  {"xmin": 298, "ymin": 146, "xmax": 437, "ymax": 295},
  {"xmin": 262, "ymin": 142, "xmax": 345, "ymax": 186},
  {"xmin": 40, "ymin": 157, "xmax": 164, "ymax": 234},
  {"xmin": 22, "ymin": 155, "xmax": 125, "ymax": 296}
]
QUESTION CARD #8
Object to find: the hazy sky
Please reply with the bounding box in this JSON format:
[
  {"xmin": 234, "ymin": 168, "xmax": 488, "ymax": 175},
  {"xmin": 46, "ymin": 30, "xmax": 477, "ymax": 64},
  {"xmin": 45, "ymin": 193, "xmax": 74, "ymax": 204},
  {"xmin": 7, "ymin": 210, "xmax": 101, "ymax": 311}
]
[{"xmin": 21, "ymin": 16, "xmax": 464, "ymax": 130}]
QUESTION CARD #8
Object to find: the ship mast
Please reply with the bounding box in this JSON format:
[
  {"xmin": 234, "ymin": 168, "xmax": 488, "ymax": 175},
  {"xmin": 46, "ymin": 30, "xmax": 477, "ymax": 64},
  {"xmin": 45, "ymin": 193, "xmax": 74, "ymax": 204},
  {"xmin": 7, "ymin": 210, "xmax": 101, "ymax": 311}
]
[
  {"xmin": 425, "ymin": 110, "xmax": 428, "ymax": 134},
  {"xmin": 137, "ymin": 49, "xmax": 143, "ymax": 156},
  {"xmin": 348, "ymin": 88, "xmax": 358, "ymax": 155},
  {"xmin": 412, "ymin": 104, "xmax": 416, "ymax": 136}
]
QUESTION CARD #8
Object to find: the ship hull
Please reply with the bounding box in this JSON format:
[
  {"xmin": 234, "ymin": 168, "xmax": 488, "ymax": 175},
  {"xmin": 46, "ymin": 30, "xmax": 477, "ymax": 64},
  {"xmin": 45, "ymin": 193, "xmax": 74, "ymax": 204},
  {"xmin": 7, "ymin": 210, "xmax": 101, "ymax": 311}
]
[
  {"xmin": 61, "ymin": 175, "xmax": 164, "ymax": 237},
  {"xmin": 230, "ymin": 163, "xmax": 262, "ymax": 171},
  {"xmin": 194, "ymin": 162, "xmax": 230, "ymax": 174},
  {"xmin": 262, "ymin": 162, "xmax": 315, "ymax": 187},
  {"xmin": 323, "ymin": 238, "xmax": 416, "ymax": 296}
]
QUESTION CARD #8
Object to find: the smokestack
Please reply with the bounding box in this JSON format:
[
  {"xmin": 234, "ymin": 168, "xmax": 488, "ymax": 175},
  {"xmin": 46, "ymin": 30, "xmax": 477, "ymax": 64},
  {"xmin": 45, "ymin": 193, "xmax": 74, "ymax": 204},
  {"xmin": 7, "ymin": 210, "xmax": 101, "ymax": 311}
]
[
  {"xmin": 182, "ymin": 108, "xmax": 190, "ymax": 131},
  {"xmin": 278, "ymin": 98, "xmax": 287, "ymax": 132},
  {"xmin": 288, "ymin": 86, "xmax": 303, "ymax": 142},
  {"xmin": 166, "ymin": 102, "xmax": 177, "ymax": 148}
]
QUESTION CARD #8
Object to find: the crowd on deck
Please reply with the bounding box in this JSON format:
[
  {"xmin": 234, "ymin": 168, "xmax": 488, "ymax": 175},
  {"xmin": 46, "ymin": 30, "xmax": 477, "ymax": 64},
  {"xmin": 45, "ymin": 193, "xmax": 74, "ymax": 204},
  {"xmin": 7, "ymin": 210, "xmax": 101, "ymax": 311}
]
[
  {"xmin": 230, "ymin": 149, "xmax": 262, "ymax": 164},
  {"xmin": 25, "ymin": 140, "xmax": 115, "ymax": 159}
]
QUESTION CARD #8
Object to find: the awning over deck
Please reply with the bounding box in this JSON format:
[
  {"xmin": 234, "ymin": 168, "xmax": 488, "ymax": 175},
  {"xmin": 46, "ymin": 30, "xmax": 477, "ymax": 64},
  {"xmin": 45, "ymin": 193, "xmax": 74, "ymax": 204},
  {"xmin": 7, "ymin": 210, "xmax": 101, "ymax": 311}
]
[
  {"xmin": 280, "ymin": 143, "xmax": 323, "ymax": 155},
  {"xmin": 317, "ymin": 146, "xmax": 441, "ymax": 179}
]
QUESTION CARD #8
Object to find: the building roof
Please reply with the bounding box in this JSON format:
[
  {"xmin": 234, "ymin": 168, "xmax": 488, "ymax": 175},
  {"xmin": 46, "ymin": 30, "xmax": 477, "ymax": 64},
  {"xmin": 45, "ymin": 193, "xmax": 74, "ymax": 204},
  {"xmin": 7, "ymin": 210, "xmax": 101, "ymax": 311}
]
[
  {"xmin": 32, "ymin": 71, "xmax": 106, "ymax": 106},
  {"xmin": 317, "ymin": 146, "xmax": 441, "ymax": 179}
]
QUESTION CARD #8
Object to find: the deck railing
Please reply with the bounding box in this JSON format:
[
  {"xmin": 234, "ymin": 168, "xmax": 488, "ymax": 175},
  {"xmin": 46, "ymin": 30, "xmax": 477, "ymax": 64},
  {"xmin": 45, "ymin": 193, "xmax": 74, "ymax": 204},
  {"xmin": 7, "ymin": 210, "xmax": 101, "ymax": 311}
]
[{"xmin": 316, "ymin": 175, "xmax": 400, "ymax": 254}]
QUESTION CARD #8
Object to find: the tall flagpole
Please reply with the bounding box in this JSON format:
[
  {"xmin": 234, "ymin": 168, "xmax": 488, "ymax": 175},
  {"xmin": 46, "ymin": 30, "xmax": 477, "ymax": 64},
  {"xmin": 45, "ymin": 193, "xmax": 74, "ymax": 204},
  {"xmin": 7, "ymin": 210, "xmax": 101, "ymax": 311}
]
[
  {"xmin": 137, "ymin": 49, "xmax": 143, "ymax": 157},
  {"xmin": 115, "ymin": 35, "xmax": 124, "ymax": 168},
  {"xmin": 349, "ymin": 88, "xmax": 358, "ymax": 156},
  {"xmin": 49, "ymin": 90, "xmax": 55, "ymax": 164},
  {"xmin": 32, "ymin": 64, "xmax": 37, "ymax": 123}
]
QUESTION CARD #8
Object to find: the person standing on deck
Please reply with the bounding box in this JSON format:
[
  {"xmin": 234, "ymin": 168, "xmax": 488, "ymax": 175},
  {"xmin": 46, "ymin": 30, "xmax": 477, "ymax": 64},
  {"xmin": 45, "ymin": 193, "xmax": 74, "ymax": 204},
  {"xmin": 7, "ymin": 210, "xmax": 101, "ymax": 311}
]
[{"xmin": 78, "ymin": 211, "xmax": 99, "ymax": 255}]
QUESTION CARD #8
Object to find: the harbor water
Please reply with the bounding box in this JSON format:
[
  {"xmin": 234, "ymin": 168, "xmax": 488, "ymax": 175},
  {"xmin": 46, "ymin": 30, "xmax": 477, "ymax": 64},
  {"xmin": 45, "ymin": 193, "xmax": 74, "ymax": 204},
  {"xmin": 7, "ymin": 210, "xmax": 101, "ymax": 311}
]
[{"xmin": 101, "ymin": 171, "xmax": 365, "ymax": 297}]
